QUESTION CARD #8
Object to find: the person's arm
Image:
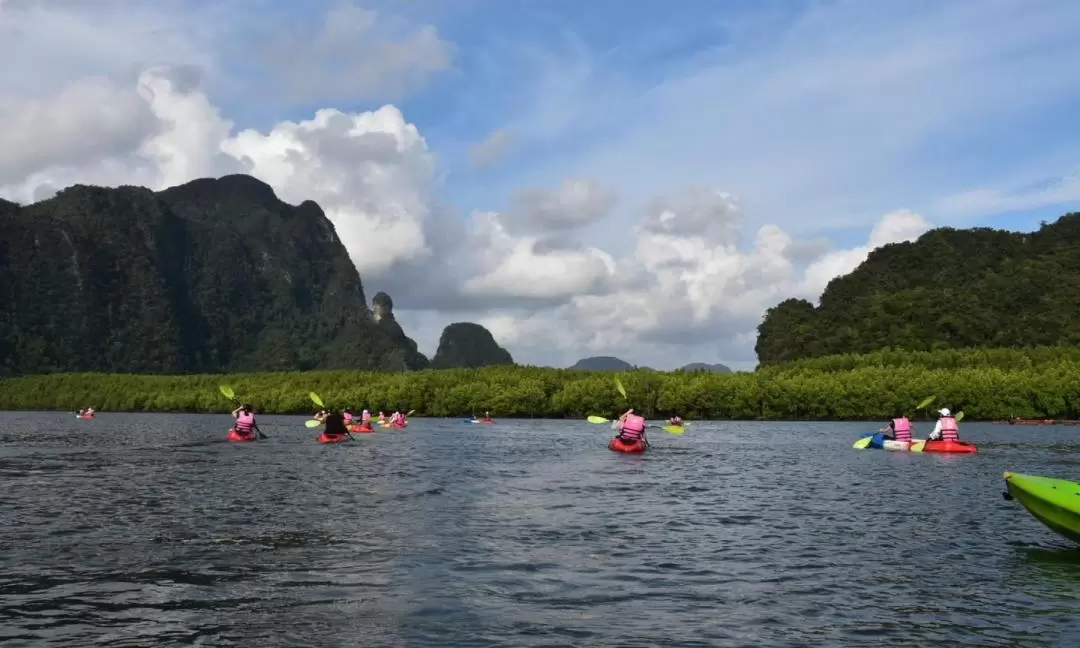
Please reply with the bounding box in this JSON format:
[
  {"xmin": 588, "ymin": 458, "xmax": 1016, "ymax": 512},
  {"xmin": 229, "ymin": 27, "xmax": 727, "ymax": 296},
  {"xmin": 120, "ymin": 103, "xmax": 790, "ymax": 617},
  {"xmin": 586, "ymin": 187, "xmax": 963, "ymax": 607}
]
[{"xmin": 232, "ymin": 406, "xmax": 241, "ymax": 417}]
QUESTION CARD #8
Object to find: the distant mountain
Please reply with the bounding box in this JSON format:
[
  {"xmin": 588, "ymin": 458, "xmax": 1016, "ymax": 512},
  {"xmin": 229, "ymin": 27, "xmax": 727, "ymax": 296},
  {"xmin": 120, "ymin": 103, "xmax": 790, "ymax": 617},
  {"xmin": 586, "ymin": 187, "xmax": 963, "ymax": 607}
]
[
  {"xmin": 430, "ymin": 322, "xmax": 514, "ymax": 369},
  {"xmin": 570, "ymin": 356, "xmax": 633, "ymax": 371},
  {"xmin": 678, "ymin": 362, "xmax": 733, "ymax": 374}
]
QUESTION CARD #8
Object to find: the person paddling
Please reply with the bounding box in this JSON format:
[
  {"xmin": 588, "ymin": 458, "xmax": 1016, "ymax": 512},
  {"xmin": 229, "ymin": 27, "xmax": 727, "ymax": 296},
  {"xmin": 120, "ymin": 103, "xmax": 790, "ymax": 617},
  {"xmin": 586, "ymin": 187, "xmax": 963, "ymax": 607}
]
[
  {"xmin": 232, "ymin": 403, "xmax": 257, "ymax": 439},
  {"xmin": 928, "ymin": 408, "xmax": 961, "ymax": 441},
  {"xmin": 321, "ymin": 408, "xmax": 348, "ymax": 439},
  {"xmin": 614, "ymin": 408, "xmax": 648, "ymax": 447},
  {"xmin": 879, "ymin": 410, "xmax": 913, "ymax": 442},
  {"xmin": 481, "ymin": 410, "xmax": 493, "ymax": 423},
  {"xmin": 668, "ymin": 414, "xmax": 683, "ymax": 426}
]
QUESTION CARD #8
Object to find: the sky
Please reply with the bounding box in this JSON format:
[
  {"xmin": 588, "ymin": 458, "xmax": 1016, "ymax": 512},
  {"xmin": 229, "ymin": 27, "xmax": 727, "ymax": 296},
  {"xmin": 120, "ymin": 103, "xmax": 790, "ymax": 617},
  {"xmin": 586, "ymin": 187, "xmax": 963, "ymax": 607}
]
[{"xmin": 3, "ymin": 0, "xmax": 1080, "ymax": 370}]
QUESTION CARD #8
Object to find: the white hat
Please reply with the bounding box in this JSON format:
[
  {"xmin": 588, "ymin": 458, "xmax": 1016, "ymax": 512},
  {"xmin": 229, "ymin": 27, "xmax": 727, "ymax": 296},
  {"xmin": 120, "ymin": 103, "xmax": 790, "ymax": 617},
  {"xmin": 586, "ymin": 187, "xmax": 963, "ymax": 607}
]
[{"xmin": 939, "ymin": 408, "xmax": 951, "ymax": 417}]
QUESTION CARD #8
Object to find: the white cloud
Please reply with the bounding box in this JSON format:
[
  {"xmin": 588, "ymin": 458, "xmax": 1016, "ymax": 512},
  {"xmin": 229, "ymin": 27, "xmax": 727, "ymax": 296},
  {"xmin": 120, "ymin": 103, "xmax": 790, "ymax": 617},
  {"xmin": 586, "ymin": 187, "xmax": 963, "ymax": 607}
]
[
  {"xmin": 0, "ymin": 0, "xmax": 1040, "ymax": 371},
  {"xmin": 510, "ymin": 177, "xmax": 617, "ymax": 232},
  {"xmin": 468, "ymin": 128, "xmax": 517, "ymax": 169},
  {"xmin": 266, "ymin": 2, "xmax": 454, "ymax": 103}
]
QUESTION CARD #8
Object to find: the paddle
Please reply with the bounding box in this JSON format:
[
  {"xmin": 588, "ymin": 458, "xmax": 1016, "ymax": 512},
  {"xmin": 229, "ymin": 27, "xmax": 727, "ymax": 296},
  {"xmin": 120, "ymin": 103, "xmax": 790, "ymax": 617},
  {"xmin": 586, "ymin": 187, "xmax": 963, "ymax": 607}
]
[
  {"xmin": 308, "ymin": 391, "xmax": 352, "ymax": 440},
  {"xmin": 219, "ymin": 384, "xmax": 266, "ymax": 439},
  {"xmin": 586, "ymin": 415, "xmax": 684, "ymax": 435}
]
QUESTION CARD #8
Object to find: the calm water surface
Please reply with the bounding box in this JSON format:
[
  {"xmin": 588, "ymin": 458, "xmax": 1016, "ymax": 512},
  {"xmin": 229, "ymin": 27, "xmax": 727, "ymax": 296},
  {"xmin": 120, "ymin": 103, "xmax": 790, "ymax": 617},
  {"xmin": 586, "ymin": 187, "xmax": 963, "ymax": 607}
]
[{"xmin": 2, "ymin": 414, "xmax": 1080, "ymax": 647}]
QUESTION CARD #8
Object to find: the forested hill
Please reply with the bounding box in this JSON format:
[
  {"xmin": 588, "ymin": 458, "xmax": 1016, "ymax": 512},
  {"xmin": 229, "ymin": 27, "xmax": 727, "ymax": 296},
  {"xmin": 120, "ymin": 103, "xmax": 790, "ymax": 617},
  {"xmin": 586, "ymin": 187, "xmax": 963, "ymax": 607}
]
[
  {"xmin": 0, "ymin": 175, "xmax": 429, "ymax": 374},
  {"xmin": 755, "ymin": 213, "xmax": 1080, "ymax": 364}
]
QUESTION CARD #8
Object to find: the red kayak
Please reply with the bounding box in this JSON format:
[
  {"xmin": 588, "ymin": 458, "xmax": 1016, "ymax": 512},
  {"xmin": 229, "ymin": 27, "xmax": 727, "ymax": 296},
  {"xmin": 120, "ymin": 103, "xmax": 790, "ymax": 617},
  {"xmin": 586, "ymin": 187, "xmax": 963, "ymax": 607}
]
[
  {"xmin": 923, "ymin": 439, "xmax": 977, "ymax": 453},
  {"xmin": 76, "ymin": 415, "xmax": 94, "ymax": 420},
  {"xmin": 317, "ymin": 433, "xmax": 350, "ymax": 444},
  {"xmin": 349, "ymin": 424, "xmax": 375, "ymax": 433},
  {"xmin": 608, "ymin": 437, "xmax": 647, "ymax": 453},
  {"xmin": 393, "ymin": 422, "xmax": 407, "ymax": 429},
  {"xmin": 479, "ymin": 419, "xmax": 495, "ymax": 424},
  {"xmin": 226, "ymin": 428, "xmax": 256, "ymax": 442}
]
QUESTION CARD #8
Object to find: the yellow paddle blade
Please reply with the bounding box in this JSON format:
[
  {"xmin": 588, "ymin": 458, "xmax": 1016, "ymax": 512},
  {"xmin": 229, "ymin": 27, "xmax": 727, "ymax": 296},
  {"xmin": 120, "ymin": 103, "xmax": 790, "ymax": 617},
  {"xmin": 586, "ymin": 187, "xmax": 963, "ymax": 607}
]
[
  {"xmin": 587, "ymin": 415, "xmax": 610, "ymax": 424},
  {"xmin": 917, "ymin": 395, "xmax": 936, "ymax": 410},
  {"xmin": 852, "ymin": 436, "xmax": 873, "ymax": 449},
  {"xmin": 614, "ymin": 377, "xmax": 627, "ymax": 400},
  {"xmin": 309, "ymin": 391, "xmax": 325, "ymax": 408},
  {"xmin": 305, "ymin": 419, "xmax": 322, "ymax": 428},
  {"xmin": 406, "ymin": 409, "xmax": 415, "ymax": 416},
  {"xmin": 219, "ymin": 384, "xmax": 236, "ymax": 400},
  {"xmin": 910, "ymin": 440, "xmax": 926, "ymax": 453},
  {"xmin": 661, "ymin": 425, "xmax": 685, "ymax": 435},
  {"xmin": 956, "ymin": 411, "xmax": 965, "ymax": 422}
]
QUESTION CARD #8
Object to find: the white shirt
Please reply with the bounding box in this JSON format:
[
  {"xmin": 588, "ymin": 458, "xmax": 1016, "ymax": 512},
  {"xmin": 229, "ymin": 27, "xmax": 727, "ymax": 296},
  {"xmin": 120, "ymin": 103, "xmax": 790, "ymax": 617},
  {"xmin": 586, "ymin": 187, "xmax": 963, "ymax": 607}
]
[{"xmin": 929, "ymin": 420, "xmax": 943, "ymax": 440}]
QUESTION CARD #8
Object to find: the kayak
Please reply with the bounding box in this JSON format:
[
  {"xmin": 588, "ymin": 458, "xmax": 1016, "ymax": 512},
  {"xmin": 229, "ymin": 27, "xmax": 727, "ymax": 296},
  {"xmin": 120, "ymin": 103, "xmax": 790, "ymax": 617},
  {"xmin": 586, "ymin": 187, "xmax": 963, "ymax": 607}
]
[
  {"xmin": 1003, "ymin": 472, "xmax": 1080, "ymax": 544},
  {"xmin": 393, "ymin": 422, "xmax": 407, "ymax": 429},
  {"xmin": 859, "ymin": 432, "xmax": 918, "ymax": 451},
  {"xmin": 349, "ymin": 424, "xmax": 374, "ymax": 433},
  {"xmin": 227, "ymin": 428, "xmax": 256, "ymax": 442},
  {"xmin": 317, "ymin": 433, "xmax": 350, "ymax": 444},
  {"xmin": 479, "ymin": 419, "xmax": 494, "ymax": 424},
  {"xmin": 76, "ymin": 414, "xmax": 94, "ymax": 420},
  {"xmin": 462, "ymin": 419, "xmax": 494, "ymax": 424},
  {"xmin": 918, "ymin": 439, "xmax": 976, "ymax": 453},
  {"xmin": 608, "ymin": 437, "xmax": 647, "ymax": 453}
]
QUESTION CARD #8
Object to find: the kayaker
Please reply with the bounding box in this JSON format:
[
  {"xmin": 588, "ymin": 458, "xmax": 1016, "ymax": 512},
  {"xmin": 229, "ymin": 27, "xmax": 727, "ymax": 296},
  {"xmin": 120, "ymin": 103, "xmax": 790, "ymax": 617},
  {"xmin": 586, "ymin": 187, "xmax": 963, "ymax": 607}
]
[
  {"xmin": 314, "ymin": 409, "xmax": 328, "ymax": 423},
  {"xmin": 481, "ymin": 410, "xmax": 493, "ymax": 423},
  {"xmin": 322, "ymin": 409, "xmax": 348, "ymax": 437},
  {"xmin": 669, "ymin": 415, "xmax": 683, "ymax": 426},
  {"xmin": 361, "ymin": 408, "xmax": 372, "ymax": 425},
  {"xmin": 614, "ymin": 408, "xmax": 648, "ymax": 446},
  {"xmin": 343, "ymin": 409, "xmax": 354, "ymax": 425},
  {"xmin": 389, "ymin": 408, "xmax": 404, "ymax": 426},
  {"xmin": 232, "ymin": 404, "xmax": 256, "ymax": 437},
  {"xmin": 928, "ymin": 408, "xmax": 960, "ymax": 441},
  {"xmin": 378, "ymin": 410, "xmax": 387, "ymax": 424},
  {"xmin": 879, "ymin": 410, "xmax": 913, "ymax": 442}
]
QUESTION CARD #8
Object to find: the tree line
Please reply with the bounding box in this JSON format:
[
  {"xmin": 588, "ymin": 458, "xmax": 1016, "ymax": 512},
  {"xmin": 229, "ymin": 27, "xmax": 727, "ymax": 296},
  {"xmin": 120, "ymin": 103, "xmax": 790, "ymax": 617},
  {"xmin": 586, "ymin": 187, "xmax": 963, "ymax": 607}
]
[{"xmin": 3, "ymin": 346, "xmax": 1080, "ymax": 420}]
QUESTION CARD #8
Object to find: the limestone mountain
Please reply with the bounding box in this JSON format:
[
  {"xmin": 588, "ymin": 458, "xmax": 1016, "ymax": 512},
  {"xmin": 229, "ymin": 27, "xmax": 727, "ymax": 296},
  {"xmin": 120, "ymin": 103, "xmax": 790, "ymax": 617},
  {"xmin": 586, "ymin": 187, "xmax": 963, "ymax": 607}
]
[
  {"xmin": 430, "ymin": 322, "xmax": 514, "ymax": 369},
  {"xmin": 0, "ymin": 174, "xmax": 428, "ymax": 374},
  {"xmin": 569, "ymin": 356, "xmax": 633, "ymax": 371},
  {"xmin": 755, "ymin": 213, "xmax": 1080, "ymax": 364}
]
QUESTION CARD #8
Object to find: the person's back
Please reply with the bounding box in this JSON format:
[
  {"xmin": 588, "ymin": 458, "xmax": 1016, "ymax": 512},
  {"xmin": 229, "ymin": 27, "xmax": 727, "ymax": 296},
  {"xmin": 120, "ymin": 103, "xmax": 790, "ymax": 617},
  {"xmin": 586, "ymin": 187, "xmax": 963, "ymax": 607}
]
[
  {"xmin": 235, "ymin": 405, "xmax": 256, "ymax": 434},
  {"xmin": 324, "ymin": 411, "xmax": 347, "ymax": 435},
  {"xmin": 618, "ymin": 411, "xmax": 646, "ymax": 441},
  {"xmin": 361, "ymin": 409, "xmax": 372, "ymax": 423},
  {"xmin": 939, "ymin": 414, "xmax": 959, "ymax": 441},
  {"xmin": 892, "ymin": 416, "xmax": 912, "ymax": 442},
  {"xmin": 343, "ymin": 409, "xmax": 354, "ymax": 424}
]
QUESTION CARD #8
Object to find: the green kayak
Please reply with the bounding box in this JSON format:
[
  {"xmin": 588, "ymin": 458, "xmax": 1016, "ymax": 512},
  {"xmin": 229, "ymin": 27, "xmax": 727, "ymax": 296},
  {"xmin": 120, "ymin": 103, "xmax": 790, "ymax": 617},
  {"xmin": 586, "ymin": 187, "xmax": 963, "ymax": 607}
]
[{"xmin": 1003, "ymin": 472, "xmax": 1080, "ymax": 545}]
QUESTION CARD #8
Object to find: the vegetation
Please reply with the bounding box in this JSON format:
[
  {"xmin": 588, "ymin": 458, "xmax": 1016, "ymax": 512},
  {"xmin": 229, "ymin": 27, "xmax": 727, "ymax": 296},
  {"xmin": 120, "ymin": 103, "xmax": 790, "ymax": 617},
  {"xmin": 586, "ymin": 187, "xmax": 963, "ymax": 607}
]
[
  {"xmin": 5, "ymin": 346, "xmax": 1080, "ymax": 420},
  {"xmin": 756, "ymin": 213, "xmax": 1080, "ymax": 364}
]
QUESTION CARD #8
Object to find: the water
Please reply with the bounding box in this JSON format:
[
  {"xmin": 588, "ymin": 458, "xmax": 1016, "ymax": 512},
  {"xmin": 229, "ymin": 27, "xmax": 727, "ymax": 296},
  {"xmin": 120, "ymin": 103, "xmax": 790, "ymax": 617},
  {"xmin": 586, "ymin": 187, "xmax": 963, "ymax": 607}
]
[{"xmin": 2, "ymin": 414, "xmax": 1080, "ymax": 647}]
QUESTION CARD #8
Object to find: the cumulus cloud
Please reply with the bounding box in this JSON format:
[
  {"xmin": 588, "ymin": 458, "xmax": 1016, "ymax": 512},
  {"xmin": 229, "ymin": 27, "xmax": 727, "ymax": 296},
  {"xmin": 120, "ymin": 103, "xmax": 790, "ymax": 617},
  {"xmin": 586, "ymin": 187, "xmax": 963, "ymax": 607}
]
[
  {"xmin": 0, "ymin": 1, "xmax": 941, "ymax": 370},
  {"xmin": 468, "ymin": 128, "xmax": 517, "ymax": 168}
]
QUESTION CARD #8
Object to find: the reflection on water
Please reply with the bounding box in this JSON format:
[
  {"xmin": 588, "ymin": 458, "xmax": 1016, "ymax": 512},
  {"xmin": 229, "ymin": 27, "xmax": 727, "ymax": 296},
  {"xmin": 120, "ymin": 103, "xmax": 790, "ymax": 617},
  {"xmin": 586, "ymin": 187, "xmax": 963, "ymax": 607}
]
[{"xmin": 2, "ymin": 413, "xmax": 1080, "ymax": 646}]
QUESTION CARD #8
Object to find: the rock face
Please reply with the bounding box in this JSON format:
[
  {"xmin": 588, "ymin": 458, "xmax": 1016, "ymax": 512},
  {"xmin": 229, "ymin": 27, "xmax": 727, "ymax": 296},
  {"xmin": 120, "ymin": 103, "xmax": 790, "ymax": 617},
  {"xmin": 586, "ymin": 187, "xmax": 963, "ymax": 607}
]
[
  {"xmin": 0, "ymin": 174, "xmax": 428, "ymax": 374},
  {"xmin": 678, "ymin": 362, "xmax": 732, "ymax": 374},
  {"xmin": 569, "ymin": 356, "xmax": 633, "ymax": 371},
  {"xmin": 430, "ymin": 322, "xmax": 514, "ymax": 369},
  {"xmin": 754, "ymin": 213, "xmax": 1080, "ymax": 364},
  {"xmin": 369, "ymin": 292, "xmax": 429, "ymax": 370}
]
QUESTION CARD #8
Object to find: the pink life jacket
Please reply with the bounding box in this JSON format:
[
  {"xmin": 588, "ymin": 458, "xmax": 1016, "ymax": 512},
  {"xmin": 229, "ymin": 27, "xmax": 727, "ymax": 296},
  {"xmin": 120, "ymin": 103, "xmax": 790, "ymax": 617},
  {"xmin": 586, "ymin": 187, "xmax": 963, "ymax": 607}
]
[
  {"xmin": 390, "ymin": 412, "xmax": 402, "ymax": 424},
  {"xmin": 343, "ymin": 412, "xmax": 354, "ymax": 423},
  {"xmin": 619, "ymin": 414, "xmax": 646, "ymax": 440},
  {"xmin": 893, "ymin": 417, "xmax": 911, "ymax": 442},
  {"xmin": 940, "ymin": 416, "xmax": 959, "ymax": 441},
  {"xmin": 235, "ymin": 411, "xmax": 255, "ymax": 433},
  {"xmin": 361, "ymin": 410, "xmax": 371, "ymax": 423}
]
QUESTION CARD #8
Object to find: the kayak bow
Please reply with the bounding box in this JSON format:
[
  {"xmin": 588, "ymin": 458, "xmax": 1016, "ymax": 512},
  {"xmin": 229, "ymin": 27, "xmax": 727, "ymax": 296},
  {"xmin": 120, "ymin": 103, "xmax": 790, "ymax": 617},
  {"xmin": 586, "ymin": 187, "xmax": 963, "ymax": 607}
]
[{"xmin": 1003, "ymin": 472, "xmax": 1080, "ymax": 545}]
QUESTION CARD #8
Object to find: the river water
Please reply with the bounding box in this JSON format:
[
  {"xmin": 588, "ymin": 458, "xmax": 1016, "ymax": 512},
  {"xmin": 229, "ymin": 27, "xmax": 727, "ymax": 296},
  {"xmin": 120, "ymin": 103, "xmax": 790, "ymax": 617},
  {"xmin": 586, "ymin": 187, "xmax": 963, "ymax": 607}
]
[{"xmin": 1, "ymin": 413, "xmax": 1080, "ymax": 647}]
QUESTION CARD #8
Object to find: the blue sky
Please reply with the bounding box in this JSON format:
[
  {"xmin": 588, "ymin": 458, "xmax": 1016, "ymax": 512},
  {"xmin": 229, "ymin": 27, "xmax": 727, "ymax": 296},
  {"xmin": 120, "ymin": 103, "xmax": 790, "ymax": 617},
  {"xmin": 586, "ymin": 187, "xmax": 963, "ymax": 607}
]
[
  {"xmin": 201, "ymin": 0, "xmax": 1080, "ymax": 243},
  {"xmin": 4, "ymin": 0, "xmax": 1080, "ymax": 368}
]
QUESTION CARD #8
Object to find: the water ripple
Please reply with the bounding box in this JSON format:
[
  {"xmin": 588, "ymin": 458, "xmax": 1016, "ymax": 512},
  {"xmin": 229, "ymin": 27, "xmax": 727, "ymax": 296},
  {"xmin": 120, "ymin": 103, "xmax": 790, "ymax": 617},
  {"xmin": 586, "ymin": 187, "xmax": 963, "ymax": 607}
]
[{"xmin": 3, "ymin": 415, "xmax": 1080, "ymax": 646}]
